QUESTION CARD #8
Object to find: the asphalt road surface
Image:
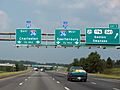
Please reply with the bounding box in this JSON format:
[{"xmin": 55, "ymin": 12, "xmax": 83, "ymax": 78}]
[{"xmin": 0, "ymin": 71, "xmax": 119, "ymax": 90}]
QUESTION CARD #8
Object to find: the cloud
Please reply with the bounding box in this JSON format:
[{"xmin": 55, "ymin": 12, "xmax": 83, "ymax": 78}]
[
  {"xmin": 19, "ymin": 0, "xmax": 87, "ymax": 9},
  {"xmin": 98, "ymin": 0, "xmax": 120, "ymax": 13},
  {"xmin": 0, "ymin": 10, "xmax": 9, "ymax": 31},
  {"xmin": 97, "ymin": 0, "xmax": 120, "ymax": 23},
  {"xmin": 18, "ymin": 0, "xmax": 50, "ymax": 5},
  {"xmin": 19, "ymin": 0, "xmax": 120, "ymax": 26}
]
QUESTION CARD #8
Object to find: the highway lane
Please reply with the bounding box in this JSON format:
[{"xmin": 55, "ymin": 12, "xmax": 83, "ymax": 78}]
[
  {"xmin": 47, "ymin": 72, "xmax": 120, "ymax": 90},
  {"xmin": 0, "ymin": 71, "xmax": 119, "ymax": 90},
  {"xmin": 0, "ymin": 71, "xmax": 65, "ymax": 90},
  {"xmin": 16, "ymin": 71, "xmax": 65, "ymax": 90},
  {"xmin": 0, "ymin": 71, "xmax": 33, "ymax": 90}
]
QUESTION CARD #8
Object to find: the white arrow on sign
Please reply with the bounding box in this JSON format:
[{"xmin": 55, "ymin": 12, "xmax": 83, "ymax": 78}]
[
  {"xmin": 75, "ymin": 41, "xmax": 79, "ymax": 45},
  {"xmin": 36, "ymin": 41, "xmax": 40, "ymax": 44},
  {"xmin": 68, "ymin": 31, "xmax": 72, "ymax": 33},
  {"xmin": 17, "ymin": 41, "xmax": 21, "ymax": 44},
  {"xmin": 56, "ymin": 41, "xmax": 60, "ymax": 44},
  {"xmin": 114, "ymin": 33, "xmax": 119, "ymax": 39}
]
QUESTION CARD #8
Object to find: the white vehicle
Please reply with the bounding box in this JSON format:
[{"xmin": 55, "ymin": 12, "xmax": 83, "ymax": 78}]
[
  {"xmin": 40, "ymin": 68, "xmax": 45, "ymax": 72},
  {"xmin": 33, "ymin": 68, "xmax": 38, "ymax": 71}
]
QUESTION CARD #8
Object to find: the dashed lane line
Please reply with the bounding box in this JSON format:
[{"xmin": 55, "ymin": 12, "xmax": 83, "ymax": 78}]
[
  {"xmin": 113, "ymin": 88, "xmax": 120, "ymax": 90},
  {"xmin": 19, "ymin": 82, "xmax": 23, "ymax": 86},
  {"xmin": 53, "ymin": 78, "xmax": 55, "ymax": 80},
  {"xmin": 57, "ymin": 81, "xmax": 60, "ymax": 84},
  {"xmin": 91, "ymin": 82, "xmax": 97, "ymax": 85},
  {"xmin": 64, "ymin": 87, "xmax": 70, "ymax": 90},
  {"xmin": 25, "ymin": 79, "xmax": 28, "ymax": 81}
]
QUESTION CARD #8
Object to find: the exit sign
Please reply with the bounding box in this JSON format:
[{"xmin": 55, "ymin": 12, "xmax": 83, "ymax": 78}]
[
  {"xmin": 86, "ymin": 28, "xmax": 119, "ymax": 45},
  {"xmin": 109, "ymin": 24, "xmax": 118, "ymax": 29}
]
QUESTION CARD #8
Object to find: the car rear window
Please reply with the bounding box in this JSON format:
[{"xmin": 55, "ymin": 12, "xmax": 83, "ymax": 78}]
[{"xmin": 70, "ymin": 66, "xmax": 83, "ymax": 71}]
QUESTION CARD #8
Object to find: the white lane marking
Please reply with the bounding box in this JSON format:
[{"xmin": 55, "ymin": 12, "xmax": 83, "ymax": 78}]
[
  {"xmin": 91, "ymin": 82, "xmax": 96, "ymax": 85},
  {"xmin": 25, "ymin": 79, "xmax": 28, "ymax": 81},
  {"xmin": 64, "ymin": 87, "xmax": 70, "ymax": 90},
  {"xmin": 19, "ymin": 82, "xmax": 23, "ymax": 86},
  {"xmin": 28, "ymin": 77, "xmax": 31, "ymax": 79},
  {"xmin": 113, "ymin": 88, "xmax": 120, "ymax": 90},
  {"xmin": 57, "ymin": 81, "xmax": 60, "ymax": 84},
  {"xmin": 53, "ymin": 78, "xmax": 55, "ymax": 80}
]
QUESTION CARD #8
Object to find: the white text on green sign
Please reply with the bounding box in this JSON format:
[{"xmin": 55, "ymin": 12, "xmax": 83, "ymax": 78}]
[
  {"xmin": 16, "ymin": 29, "xmax": 41, "ymax": 44},
  {"xmin": 86, "ymin": 28, "xmax": 119, "ymax": 44},
  {"xmin": 55, "ymin": 29, "xmax": 80, "ymax": 46}
]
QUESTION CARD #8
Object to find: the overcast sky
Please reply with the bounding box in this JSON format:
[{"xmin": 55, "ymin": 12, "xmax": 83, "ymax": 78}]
[{"xmin": 0, "ymin": 0, "xmax": 120, "ymax": 64}]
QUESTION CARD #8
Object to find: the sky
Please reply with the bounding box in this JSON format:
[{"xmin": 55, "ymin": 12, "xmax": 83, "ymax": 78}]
[{"xmin": 0, "ymin": 0, "xmax": 120, "ymax": 64}]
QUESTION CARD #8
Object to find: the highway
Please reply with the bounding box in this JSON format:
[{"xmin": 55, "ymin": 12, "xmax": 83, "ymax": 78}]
[{"xmin": 0, "ymin": 71, "xmax": 119, "ymax": 90}]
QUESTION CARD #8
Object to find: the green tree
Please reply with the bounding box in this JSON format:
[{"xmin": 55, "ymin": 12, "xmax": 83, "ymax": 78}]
[
  {"xmin": 68, "ymin": 52, "xmax": 107, "ymax": 73},
  {"xmin": 85, "ymin": 52, "xmax": 105, "ymax": 73},
  {"xmin": 72, "ymin": 58, "xmax": 79, "ymax": 66},
  {"xmin": 114, "ymin": 60, "xmax": 120, "ymax": 67},
  {"xmin": 79, "ymin": 57, "xmax": 86, "ymax": 69},
  {"xmin": 15, "ymin": 63, "xmax": 26, "ymax": 71},
  {"xmin": 106, "ymin": 57, "xmax": 114, "ymax": 68}
]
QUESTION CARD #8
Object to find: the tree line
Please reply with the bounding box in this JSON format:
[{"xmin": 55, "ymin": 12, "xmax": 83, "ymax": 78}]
[
  {"xmin": 0, "ymin": 60, "xmax": 38, "ymax": 65},
  {"xmin": 68, "ymin": 51, "xmax": 120, "ymax": 73},
  {"xmin": 0, "ymin": 59, "xmax": 68, "ymax": 72},
  {"xmin": 0, "ymin": 60, "xmax": 31, "ymax": 72}
]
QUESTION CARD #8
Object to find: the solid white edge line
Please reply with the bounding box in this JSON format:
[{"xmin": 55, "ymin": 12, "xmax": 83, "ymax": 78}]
[
  {"xmin": 113, "ymin": 88, "xmax": 120, "ymax": 90},
  {"xmin": 19, "ymin": 82, "xmax": 23, "ymax": 86},
  {"xmin": 64, "ymin": 87, "xmax": 70, "ymax": 90}
]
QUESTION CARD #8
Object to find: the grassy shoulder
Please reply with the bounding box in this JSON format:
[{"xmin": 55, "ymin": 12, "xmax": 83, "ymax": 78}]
[
  {"xmin": 89, "ymin": 73, "xmax": 120, "ymax": 79},
  {"xmin": 89, "ymin": 68, "xmax": 120, "ymax": 79},
  {"xmin": 0, "ymin": 69, "xmax": 31, "ymax": 78},
  {"xmin": 64, "ymin": 67, "xmax": 120, "ymax": 79}
]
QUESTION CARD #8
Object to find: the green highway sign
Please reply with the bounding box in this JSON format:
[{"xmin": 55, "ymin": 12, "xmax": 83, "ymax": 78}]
[
  {"xmin": 86, "ymin": 28, "xmax": 119, "ymax": 45},
  {"xmin": 109, "ymin": 24, "xmax": 118, "ymax": 29},
  {"xmin": 16, "ymin": 28, "xmax": 41, "ymax": 44},
  {"xmin": 55, "ymin": 29, "xmax": 80, "ymax": 46}
]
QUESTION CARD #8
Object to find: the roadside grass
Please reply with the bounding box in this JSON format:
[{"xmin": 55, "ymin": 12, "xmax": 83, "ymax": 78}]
[
  {"xmin": 102, "ymin": 68, "xmax": 120, "ymax": 76},
  {"xmin": 48, "ymin": 67, "xmax": 120, "ymax": 79},
  {"xmin": 0, "ymin": 69, "xmax": 31, "ymax": 78},
  {"xmin": 89, "ymin": 73, "xmax": 120, "ymax": 79},
  {"xmin": 0, "ymin": 71, "xmax": 23, "ymax": 77},
  {"xmin": 89, "ymin": 68, "xmax": 120, "ymax": 79},
  {"xmin": 57, "ymin": 67, "xmax": 68, "ymax": 73}
]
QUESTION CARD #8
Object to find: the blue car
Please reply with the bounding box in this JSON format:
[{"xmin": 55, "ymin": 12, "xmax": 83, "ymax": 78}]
[{"xmin": 67, "ymin": 66, "xmax": 87, "ymax": 82}]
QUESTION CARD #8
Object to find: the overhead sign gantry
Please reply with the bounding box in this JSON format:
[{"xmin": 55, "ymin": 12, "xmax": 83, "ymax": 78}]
[{"xmin": 0, "ymin": 23, "xmax": 120, "ymax": 48}]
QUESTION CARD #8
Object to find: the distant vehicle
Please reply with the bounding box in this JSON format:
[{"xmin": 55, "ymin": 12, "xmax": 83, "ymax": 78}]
[
  {"xmin": 40, "ymin": 68, "xmax": 45, "ymax": 72},
  {"xmin": 33, "ymin": 68, "xmax": 38, "ymax": 71},
  {"xmin": 67, "ymin": 66, "xmax": 87, "ymax": 82}
]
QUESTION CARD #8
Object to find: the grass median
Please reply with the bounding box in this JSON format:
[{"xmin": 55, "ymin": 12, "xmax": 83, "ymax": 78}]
[
  {"xmin": 0, "ymin": 69, "xmax": 31, "ymax": 79},
  {"xmin": 89, "ymin": 73, "xmax": 120, "ymax": 79},
  {"xmin": 89, "ymin": 68, "xmax": 120, "ymax": 79}
]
